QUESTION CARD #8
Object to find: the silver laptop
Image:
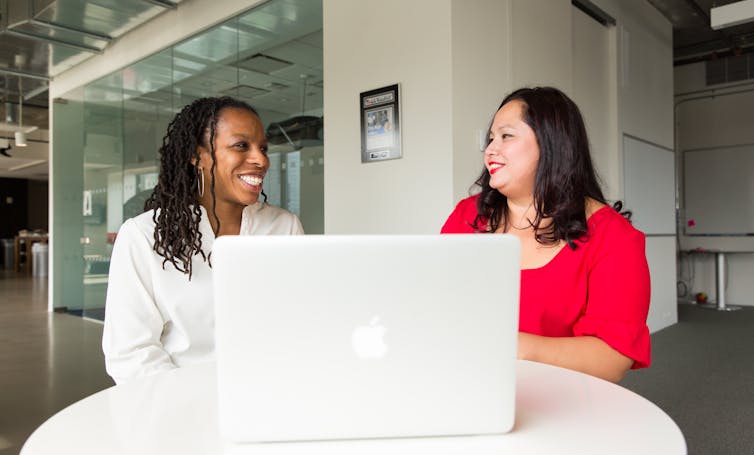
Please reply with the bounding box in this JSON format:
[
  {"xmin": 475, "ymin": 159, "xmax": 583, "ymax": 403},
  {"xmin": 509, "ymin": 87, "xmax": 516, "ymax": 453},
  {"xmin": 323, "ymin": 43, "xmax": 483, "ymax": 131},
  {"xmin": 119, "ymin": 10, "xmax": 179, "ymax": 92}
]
[{"xmin": 213, "ymin": 235, "xmax": 520, "ymax": 443}]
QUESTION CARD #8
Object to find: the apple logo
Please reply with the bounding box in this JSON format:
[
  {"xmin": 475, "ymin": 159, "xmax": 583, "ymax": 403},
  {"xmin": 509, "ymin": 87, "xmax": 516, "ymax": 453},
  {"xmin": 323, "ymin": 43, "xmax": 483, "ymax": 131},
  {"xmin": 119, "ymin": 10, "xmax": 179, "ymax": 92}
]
[{"xmin": 351, "ymin": 316, "xmax": 388, "ymax": 359}]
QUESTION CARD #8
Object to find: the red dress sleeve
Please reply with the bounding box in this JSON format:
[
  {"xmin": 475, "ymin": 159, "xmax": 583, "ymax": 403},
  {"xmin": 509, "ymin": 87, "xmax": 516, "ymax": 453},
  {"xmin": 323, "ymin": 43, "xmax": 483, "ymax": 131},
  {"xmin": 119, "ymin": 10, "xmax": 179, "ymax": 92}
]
[
  {"xmin": 441, "ymin": 195, "xmax": 481, "ymax": 233},
  {"xmin": 572, "ymin": 215, "xmax": 652, "ymax": 369}
]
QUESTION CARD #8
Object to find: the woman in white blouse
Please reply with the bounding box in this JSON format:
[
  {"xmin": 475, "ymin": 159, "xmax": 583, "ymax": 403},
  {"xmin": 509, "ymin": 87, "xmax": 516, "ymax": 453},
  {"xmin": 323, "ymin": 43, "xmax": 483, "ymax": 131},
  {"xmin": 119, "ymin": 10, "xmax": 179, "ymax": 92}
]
[{"xmin": 103, "ymin": 97, "xmax": 303, "ymax": 384}]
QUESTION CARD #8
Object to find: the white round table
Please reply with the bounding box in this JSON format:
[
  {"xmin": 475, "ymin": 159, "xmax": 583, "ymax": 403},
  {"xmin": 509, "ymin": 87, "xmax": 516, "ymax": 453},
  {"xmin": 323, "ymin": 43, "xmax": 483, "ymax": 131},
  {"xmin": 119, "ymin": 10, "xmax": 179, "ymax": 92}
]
[{"xmin": 22, "ymin": 361, "xmax": 685, "ymax": 454}]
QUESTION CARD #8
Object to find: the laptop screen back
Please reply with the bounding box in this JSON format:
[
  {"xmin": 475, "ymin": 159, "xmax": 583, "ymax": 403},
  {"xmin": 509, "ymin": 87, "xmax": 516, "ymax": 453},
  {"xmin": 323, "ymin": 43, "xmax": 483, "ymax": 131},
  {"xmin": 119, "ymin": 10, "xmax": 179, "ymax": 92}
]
[{"xmin": 213, "ymin": 235, "xmax": 520, "ymax": 442}]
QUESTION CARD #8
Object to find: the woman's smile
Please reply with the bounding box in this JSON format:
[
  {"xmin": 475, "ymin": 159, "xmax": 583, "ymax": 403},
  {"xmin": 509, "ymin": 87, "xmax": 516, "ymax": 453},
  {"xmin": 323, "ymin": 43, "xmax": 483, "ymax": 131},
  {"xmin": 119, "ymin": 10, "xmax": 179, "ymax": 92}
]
[
  {"xmin": 238, "ymin": 173, "xmax": 265, "ymax": 191},
  {"xmin": 488, "ymin": 161, "xmax": 504, "ymax": 175}
]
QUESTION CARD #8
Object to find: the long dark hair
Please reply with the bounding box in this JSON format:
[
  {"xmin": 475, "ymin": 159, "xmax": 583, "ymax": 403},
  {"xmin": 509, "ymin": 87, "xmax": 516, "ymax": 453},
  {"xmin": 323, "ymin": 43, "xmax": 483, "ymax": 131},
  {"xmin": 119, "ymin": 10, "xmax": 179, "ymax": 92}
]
[
  {"xmin": 472, "ymin": 86, "xmax": 629, "ymax": 248},
  {"xmin": 144, "ymin": 96, "xmax": 264, "ymax": 278}
]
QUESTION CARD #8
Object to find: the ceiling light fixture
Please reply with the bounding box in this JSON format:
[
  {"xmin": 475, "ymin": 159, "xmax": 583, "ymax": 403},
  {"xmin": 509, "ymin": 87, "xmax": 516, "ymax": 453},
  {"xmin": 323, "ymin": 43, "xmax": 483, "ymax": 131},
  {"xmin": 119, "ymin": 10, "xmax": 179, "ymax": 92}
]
[{"xmin": 711, "ymin": 0, "xmax": 754, "ymax": 30}]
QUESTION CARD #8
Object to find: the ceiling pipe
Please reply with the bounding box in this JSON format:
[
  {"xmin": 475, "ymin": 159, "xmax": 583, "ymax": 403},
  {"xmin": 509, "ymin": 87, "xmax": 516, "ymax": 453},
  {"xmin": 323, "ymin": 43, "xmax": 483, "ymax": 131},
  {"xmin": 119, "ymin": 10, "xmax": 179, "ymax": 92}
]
[
  {"xmin": 674, "ymin": 44, "xmax": 754, "ymax": 66},
  {"xmin": 0, "ymin": 68, "xmax": 49, "ymax": 81}
]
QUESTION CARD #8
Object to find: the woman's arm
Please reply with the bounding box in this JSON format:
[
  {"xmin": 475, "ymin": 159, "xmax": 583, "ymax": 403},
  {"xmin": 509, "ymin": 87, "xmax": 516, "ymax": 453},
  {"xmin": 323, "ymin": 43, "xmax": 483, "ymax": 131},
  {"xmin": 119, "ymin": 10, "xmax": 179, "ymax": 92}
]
[
  {"xmin": 102, "ymin": 219, "xmax": 176, "ymax": 384},
  {"xmin": 518, "ymin": 332, "xmax": 633, "ymax": 382},
  {"xmin": 523, "ymin": 214, "xmax": 650, "ymax": 382}
]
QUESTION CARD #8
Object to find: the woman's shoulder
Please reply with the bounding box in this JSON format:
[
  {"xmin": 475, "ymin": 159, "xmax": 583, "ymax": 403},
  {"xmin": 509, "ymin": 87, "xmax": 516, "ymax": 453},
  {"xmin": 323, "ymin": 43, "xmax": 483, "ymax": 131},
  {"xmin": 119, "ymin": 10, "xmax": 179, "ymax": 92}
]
[
  {"xmin": 128, "ymin": 209, "xmax": 158, "ymax": 233},
  {"xmin": 245, "ymin": 202, "xmax": 297, "ymax": 220},
  {"xmin": 244, "ymin": 203, "xmax": 304, "ymax": 234},
  {"xmin": 587, "ymin": 204, "xmax": 645, "ymax": 244},
  {"xmin": 441, "ymin": 194, "xmax": 481, "ymax": 233},
  {"xmin": 449, "ymin": 194, "xmax": 481, "ymax": 219},
  {"xmin": 456, "ymin": 193, "xmax": 480, "ymax": 209},
  {"xmin": 113, "ymin": 210, "xmax": 157, "ymax": 246}
]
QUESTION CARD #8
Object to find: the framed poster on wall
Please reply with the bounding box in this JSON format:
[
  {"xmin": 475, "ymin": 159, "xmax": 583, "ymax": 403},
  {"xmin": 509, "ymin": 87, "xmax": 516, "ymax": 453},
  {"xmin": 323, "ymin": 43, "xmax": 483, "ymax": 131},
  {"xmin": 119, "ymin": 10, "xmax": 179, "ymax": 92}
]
[{"xmin": 360, "ymin": 84, "xmax": 401, "ymax": 163}]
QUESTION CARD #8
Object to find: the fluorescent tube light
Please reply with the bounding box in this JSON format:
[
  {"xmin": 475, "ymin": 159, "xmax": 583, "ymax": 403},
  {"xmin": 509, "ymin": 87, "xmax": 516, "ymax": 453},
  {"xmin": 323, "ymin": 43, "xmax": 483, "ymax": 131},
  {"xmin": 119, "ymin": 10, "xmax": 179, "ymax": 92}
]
[{"xmin": 711, "ymin": 0, "xmax": 754, "ymax": 30}]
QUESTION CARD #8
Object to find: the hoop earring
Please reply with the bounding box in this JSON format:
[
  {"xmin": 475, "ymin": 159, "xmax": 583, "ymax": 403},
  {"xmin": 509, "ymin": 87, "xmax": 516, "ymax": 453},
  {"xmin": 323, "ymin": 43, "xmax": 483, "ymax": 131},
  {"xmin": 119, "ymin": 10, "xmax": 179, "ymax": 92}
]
[{"xmin": 197, "ymin": 167, "xmax": 205, "ymax": 197}]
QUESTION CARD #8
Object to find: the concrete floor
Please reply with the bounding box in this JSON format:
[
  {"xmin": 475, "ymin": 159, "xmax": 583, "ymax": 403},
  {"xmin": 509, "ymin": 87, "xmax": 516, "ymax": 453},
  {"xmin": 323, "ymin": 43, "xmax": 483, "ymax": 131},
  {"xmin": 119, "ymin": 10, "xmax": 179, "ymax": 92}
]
[{"xmin": 0, "ymin": 270, "xmax": 114, "ymax": 454}]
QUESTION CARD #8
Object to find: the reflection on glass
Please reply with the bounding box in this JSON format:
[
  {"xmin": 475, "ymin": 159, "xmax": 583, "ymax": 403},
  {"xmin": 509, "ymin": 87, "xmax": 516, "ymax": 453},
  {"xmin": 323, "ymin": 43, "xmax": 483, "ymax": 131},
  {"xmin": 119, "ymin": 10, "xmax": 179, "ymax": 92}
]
[
  {"xmin": 174, "ymin": 25, "xmax": 239, "ymax": 63},
  {"xmin": 57, "ymin": 0, "xmax": 324, "ymax": 318},
  {"xmin": 122, "ymin": 49, "xmax": 173, "ymax": 225},
  {"xmin": 82, "ymin": 72, "xmax": 123, "ymax": 320}
]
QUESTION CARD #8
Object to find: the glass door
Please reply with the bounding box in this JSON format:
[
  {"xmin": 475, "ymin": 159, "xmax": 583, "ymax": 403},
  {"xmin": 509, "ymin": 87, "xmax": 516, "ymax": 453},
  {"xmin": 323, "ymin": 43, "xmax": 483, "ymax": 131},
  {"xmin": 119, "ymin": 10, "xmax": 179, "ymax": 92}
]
[
  {"xmin": 122, "ymin": 49, "xmax": 173, "ymax": 222},
  {"xmin": 81, "ymin": 73, "xmax": 123, "ymax": 320}
]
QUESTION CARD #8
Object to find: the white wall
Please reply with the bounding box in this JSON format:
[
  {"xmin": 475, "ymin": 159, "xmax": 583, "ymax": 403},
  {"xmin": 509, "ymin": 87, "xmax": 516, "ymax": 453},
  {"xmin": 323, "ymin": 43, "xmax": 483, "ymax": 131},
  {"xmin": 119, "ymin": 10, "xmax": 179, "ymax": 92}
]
[
  {"xmin": 616, "ymin": 4, "xmax": 674, "ymax": 149},
  {"xmin": 677, "ymin": 84, "xmax": 754, "ymax": 150},
  {"xmin": 510, "ymin": 0, "xmax": 574, "ymax": 91},
  {"xmin": 572, "ymin": 6, "xmax": 619, "ymax": 200},
  {"xmin": 323, "ymin": 0, "xmax": 454, "ymax": 234},
  {"xmin": 593, "ymin": 0, "xmax": 675, "ymax": 175},
  {"xmin": 450, "ymin": 0, "xmax": 511, "ymax": 204},
  {"xmin": 675, "ymin": 62, "xmax": 754, "ymax": 306},
  {"xmin": 646, "ymin": 237, "xmax": 678, "ymax": 331}
]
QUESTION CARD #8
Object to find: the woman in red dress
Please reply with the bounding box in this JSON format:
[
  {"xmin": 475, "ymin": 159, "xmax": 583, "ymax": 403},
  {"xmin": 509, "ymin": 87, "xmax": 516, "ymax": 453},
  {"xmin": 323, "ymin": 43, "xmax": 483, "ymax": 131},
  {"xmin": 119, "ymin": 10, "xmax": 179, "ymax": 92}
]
[{"xmin": 442, "ymin": 87, "xmax": 650, "ymax": 383}]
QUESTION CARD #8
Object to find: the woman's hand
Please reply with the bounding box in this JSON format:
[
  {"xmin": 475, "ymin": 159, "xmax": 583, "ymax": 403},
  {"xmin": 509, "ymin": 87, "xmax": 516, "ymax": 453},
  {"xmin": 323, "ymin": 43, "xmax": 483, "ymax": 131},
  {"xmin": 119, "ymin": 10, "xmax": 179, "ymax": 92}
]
[{"xmin": 518, "ymin": 332, "xmax": 633, "ymax": 383}]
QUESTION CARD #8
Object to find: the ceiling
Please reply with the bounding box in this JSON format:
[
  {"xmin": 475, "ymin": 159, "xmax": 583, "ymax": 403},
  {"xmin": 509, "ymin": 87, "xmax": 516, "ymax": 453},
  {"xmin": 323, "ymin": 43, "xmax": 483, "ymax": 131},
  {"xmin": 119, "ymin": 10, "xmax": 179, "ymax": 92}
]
[
  {"xmin": 0, "ymin": 0, "xmax": 325, "ymax": 180},
  {"xmin": 647, "ymin": 0, "xmax": 754, "ymax": 65},
  {"xmin": 0, "ymin": 0, "xmax": 184, "ymax": 179}
]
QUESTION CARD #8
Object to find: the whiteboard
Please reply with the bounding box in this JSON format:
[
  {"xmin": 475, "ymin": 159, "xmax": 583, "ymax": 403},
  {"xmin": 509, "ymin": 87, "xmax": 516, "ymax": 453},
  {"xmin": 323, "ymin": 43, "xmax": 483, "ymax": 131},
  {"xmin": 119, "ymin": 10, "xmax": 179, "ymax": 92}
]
[
  {"xmin": 684, "ymin": 144, "xmax": 754, "ymax": 235},
  {"xmin": 622, "ymin": 135, "xmax": 676, "ymax": 235}
]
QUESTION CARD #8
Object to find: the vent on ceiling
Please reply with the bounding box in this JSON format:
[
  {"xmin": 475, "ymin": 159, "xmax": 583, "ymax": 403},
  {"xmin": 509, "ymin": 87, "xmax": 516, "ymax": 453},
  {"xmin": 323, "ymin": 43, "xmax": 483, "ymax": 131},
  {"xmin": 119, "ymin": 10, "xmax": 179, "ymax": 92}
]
[
  {"xmin": 222, "ymin": 85, "xmax": 270, "ymax": 98},
  {"xmin": 237, "ymin": 54, "xmax": 293, "ymax": 74},
  {"xmin": 265, "ymin": 82, "xmax": 290, "ymax": 91},
  {"xmin": 706, "ymin": 54, "xmax": 753, "ymax": 86}
]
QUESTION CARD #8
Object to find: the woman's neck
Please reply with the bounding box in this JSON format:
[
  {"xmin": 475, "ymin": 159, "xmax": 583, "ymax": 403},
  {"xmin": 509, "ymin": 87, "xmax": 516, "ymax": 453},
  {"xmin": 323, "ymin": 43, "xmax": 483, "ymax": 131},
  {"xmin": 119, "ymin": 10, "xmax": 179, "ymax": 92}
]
[
  {"xmin": 201, "ymin": 201, "xmax": 244, "ymax": 237},
  {"xmin": 505, "ymin": 197, "xmax": 536, "ymax": 231}
]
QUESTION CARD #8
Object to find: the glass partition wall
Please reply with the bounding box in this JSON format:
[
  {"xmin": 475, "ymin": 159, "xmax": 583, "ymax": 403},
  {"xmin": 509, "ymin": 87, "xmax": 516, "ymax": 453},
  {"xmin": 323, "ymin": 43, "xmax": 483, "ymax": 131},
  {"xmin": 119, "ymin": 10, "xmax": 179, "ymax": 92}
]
[{"xmin": 52, "ymin": 0, "xmax": 324, "ymax": 317}]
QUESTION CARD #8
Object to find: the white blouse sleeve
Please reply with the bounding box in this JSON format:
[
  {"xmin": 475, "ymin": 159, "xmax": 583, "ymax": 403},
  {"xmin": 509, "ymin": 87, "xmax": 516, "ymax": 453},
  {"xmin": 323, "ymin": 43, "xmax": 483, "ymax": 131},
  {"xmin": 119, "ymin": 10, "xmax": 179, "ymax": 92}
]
[
  {"xmin": 292, "ymin": 215, "xmax": 305, "ymax": 235},
  {"xmin": 102, "ymin": 219, "xmax": 176, "ymax": 384}
]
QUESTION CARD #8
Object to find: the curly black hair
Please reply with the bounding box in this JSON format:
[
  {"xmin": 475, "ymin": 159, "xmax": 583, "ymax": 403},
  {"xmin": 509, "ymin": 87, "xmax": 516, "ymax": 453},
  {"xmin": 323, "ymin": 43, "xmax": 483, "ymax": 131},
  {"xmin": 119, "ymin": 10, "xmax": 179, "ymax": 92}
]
[
  {"xmin": 144, "ymin": 96, "xmax": 264, "ymax": 279},
  {"xmin": 472, "ymin": 86, "xmax": 630, "ymax": 249}
]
